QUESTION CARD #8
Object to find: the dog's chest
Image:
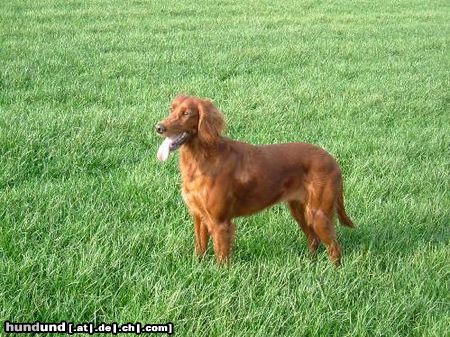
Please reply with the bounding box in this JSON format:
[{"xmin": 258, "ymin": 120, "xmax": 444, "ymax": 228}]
[{"xmin": 180, "ymin": 166, "xmax": 211, "ymax": 211}]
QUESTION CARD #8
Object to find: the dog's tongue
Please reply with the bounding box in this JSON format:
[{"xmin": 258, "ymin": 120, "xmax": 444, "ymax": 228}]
[{"xmin": 157, "ymin": 137, "xmax": 173, "ymax": 162}]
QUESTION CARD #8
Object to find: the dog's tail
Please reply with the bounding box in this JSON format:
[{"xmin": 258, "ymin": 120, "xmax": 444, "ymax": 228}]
[{"xmin": 336, "ymin": 186, "xmax": 355, "ymax": 228}]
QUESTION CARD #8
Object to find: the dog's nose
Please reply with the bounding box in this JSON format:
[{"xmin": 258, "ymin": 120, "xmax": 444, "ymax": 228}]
[{"xmin": 155, "ymin": 123, "xmax": 166, "ymax": 134}]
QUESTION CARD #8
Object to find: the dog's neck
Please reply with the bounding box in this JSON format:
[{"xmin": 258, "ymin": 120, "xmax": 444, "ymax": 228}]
[{"xmin": 180, "ymin": 136, "xmax": 227, "ymax": 166}]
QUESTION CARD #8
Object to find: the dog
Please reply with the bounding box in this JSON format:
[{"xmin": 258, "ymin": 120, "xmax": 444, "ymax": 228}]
[{"xmin": 156, "ymin": 95, "xmax": 354, "ymax": 265}]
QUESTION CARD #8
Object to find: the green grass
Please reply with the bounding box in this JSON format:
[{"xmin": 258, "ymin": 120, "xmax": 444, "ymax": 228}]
[{"xmin": 1, "ymin": 0, "xmax": 449, "ymax": 336}]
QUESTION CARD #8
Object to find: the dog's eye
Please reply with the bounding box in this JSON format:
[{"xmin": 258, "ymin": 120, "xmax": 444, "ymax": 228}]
[{"xmin": 182, "ymin": 110, "xmax": 190, "ymax": 116}]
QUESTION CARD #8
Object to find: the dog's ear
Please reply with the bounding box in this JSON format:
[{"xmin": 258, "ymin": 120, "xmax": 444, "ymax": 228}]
[{"xmin": 197, "ymin": 99, "xmax": 225, "ymax": 145}]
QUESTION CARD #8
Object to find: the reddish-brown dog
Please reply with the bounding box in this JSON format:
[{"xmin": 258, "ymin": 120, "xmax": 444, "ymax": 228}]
[{"xmin": 156, "ymin": 95, "xmax": 354, "ymax": 265}]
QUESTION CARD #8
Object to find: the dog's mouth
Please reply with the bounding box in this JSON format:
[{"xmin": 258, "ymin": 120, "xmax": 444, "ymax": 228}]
[{"xmin": 157, "ymin": 132, "xmax": 190, "ymax": 162}]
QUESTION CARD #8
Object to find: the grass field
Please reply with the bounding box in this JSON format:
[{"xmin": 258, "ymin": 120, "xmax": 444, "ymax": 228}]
[{"xmin": 1, "ymin": 0, "xmax": 449, "ymax": 336}]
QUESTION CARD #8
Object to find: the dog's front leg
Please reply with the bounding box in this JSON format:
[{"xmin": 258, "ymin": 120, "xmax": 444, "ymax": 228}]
[
  {"xmin": 211, "ymin": 220, "xmax": 235, "ymax": 264},
  {"xmin": 193, "ymin": 214, "xmax": 209, "ymax": 258}
]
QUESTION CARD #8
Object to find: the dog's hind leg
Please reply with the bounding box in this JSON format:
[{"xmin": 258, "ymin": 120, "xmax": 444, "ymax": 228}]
[
  {"xmin": 311, "ymin": 210, "xmax": 341, "ymax": 266},
  {"xmin": 288, "ymin": 200, "xmax": 320, "ymax": 256},
  {"xmin": 306, "ymin": 183, "xmax": 342, "ymax": 266}
]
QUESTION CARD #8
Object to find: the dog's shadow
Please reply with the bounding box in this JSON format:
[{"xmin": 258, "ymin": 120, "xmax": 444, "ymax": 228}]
[
  {"xmin": 229, "ymin": 206, "xmax": 448, "ymax": 265},
  {"xmin": 339, "ymin": 217, "xmax": 448, "ymax": 259}
]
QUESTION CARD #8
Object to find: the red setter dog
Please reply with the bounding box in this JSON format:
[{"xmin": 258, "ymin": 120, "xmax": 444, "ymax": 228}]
[{"xmin": 156, "ymin": 95, "xmax": 354, "ymax": 265}]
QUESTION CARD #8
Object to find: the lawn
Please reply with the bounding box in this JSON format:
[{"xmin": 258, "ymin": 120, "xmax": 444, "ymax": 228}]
[{"xmin": 1, "ymin": 0, "xmax": 449, "ymax": 336}]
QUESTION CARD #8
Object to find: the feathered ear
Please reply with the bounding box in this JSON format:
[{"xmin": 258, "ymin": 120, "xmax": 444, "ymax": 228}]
[{"xmin": 197, "ymin": 99, "xmax": 225, "ymax": 146}]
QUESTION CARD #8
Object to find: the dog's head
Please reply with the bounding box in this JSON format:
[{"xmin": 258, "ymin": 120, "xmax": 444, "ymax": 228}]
[{"xmin": 156, "ymin": 95, "xmax": 224, "ymax": 161}]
